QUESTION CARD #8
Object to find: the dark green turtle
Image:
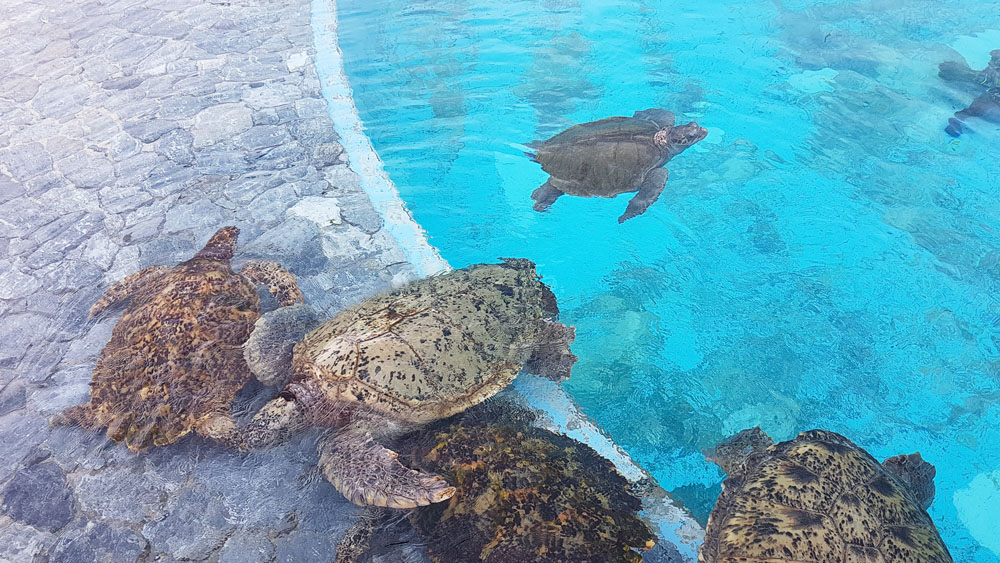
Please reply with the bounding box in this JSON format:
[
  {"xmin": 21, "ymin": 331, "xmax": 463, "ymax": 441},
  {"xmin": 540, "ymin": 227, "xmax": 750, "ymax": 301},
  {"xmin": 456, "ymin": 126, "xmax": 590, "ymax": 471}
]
[
  {"xmin": 939, "ymin": 49, "xmax": 1000, "ymax": 136},
  {"xmin": 700, "ymin": 428, "xmax": 953, "ymax": 562},
  {"xmin": 527, "ymin": 108, "xmax": 707, "ymax": 223}
]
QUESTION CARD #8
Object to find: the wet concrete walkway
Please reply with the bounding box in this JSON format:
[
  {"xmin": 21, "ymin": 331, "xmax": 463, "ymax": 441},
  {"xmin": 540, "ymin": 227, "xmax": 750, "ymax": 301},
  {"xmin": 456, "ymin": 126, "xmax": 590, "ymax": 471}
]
[{"xmin": 0, "ymin": 0, "xmax": 419, "ymax": 560}]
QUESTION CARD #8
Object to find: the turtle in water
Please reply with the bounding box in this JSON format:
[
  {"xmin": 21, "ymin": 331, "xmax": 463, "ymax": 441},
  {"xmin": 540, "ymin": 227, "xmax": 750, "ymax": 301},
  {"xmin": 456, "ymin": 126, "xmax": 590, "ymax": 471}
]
[
  {"xmin": 939, "ymin": 49, "xmax": 1000, "ymax": 136},
  {"xmin": 700, "ymin": 427, "xmax": 953, "ymax": 562},
  {"xmin": 526, "ymin": 108, "xmax": 707, "ymax": 223},
  {"xmin": 332, "ymin": 400, "xmax": 656, "ymax": 563},
  {"xmin": 405, "ymin": 405, "xmax": 657, "ymax": 563},
  {"xmin": 51, "ymin": 226, "xmax": 303, "ymax": 451},
  {"xmin": 243, "ymin": 258, "xmax": 577, "ymax": 509}
]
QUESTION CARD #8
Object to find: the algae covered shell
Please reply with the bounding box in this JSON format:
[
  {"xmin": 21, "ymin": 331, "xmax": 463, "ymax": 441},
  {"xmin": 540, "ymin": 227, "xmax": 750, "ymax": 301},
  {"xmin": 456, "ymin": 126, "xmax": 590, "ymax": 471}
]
[
  {"xmin": 406, "ymin": 415, "xmax": 656, "ymax": 563},
  {"xmin": 700, "ymin": 429, "xmax": 953, "ymax": 562}
]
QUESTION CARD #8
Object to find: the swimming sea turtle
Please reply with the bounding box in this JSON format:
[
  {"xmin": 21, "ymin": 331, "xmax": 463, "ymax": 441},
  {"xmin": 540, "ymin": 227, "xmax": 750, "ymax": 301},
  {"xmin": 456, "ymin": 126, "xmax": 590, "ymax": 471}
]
[
  {"xmin": 939, "ymin": 49, "xmax": 1000, "ymax": 136},
  {"xmin": 243, "ymin": 258, "xmax": 577, "ymax": 509},
  {"xmin": 51, "ymin": 226, "xmax": 303, "ymax": 451},
  {"xmin": 527, "ymin": 108, "xmax": 707, "ymax": 223},
  {"xmin": 700, "ymin": 427, "xmax": 953, "ymax": 562}
]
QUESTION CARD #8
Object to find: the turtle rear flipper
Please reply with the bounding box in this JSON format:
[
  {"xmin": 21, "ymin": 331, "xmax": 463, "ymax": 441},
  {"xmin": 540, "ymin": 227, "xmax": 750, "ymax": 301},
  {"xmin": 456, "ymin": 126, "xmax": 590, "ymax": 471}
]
[
  {"xmin": 89, "ymin": 265, "xmax": 170, "ymax": 318},
  {"xmin": 50, "ymin": 402, "xmax": 99, "ymax": 428},
  {"xmin": 525, "ymin": 321, "xmax": 577, "ymax": 381},
  {"xmin": 883, "ymin": 452, "xmax": 936, "ymax": 510},
  {"xmin": 240, "ymin": 260, "xmax": 304, "ymax": 307},
  {"xmin": 319, "ymin": 427, "xmax": 455, "ymax": 509},
  {"xmin": 531, "ymin": 181, "xmax": 564, "ymax": 212}
]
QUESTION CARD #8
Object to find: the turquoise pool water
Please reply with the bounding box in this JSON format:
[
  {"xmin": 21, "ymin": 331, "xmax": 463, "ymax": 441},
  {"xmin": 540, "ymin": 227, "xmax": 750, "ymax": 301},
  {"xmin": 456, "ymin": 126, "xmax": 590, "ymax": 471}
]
[{"xmin": 335, "ymin": 0, "xmax": 1000, "ymax": 559}]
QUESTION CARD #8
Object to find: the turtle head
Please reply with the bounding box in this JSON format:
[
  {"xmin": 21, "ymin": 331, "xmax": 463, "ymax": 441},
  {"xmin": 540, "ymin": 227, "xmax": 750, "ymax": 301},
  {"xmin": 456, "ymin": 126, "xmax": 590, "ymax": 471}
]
[
  {"xmin": 882, "ymin": 452, "xmax": 936, "ymax": 510},
  {"xmin": 194, "ymin": 226, "xmax": 240, "ymax": 261},
  {"xmin": 665, "ymin": 121, "xmax": 708, "ymax": 149},
  {"xmin": 704, "ymin": 426, "xmax": 773, "ymax": 477}
]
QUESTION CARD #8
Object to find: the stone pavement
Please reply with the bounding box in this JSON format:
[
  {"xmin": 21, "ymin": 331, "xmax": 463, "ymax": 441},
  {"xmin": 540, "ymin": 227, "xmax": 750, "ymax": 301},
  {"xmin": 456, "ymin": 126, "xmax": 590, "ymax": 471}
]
[{"xmin": 0, "ymin": 0, "xmax": 420, "ymax": 560}]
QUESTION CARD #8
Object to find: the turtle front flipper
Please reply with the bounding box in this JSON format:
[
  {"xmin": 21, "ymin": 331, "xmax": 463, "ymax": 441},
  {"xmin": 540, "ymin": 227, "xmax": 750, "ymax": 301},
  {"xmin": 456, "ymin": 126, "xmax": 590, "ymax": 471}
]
[
  {"xmin": 525, "ymin": 321, "xmax": 577, "ymax": 381},
  {"xmin": 531, "ymin": 180, "xmax": 565, "ymax": 212},
  {"xmin": 632, "ymin": 108, "xmax": 675, "ymax": 127},
  {"xmin": 319, "ymin": 426, "xmax": 455, "ymax": 509},
  {"xmin": 244, "ymin": 396, "xmax": 310, "ymax": 449},
  {"xmin": 240, "ymin": 260, "xmax": 304, "ymax": 307},
  {"xmin": 89, "ymin": 265, "xmax": 170, "ymax": 318},
  {"xmin": 619, "ymin": 167, "xmax": 668, "ymax": 223},
  {"xmin": 939, "ymin": 60, "xmax": 977, "ymax": 83},
  {"xmin": 197, "ymin": 412, "xmax": 247, "ymax": 451}
]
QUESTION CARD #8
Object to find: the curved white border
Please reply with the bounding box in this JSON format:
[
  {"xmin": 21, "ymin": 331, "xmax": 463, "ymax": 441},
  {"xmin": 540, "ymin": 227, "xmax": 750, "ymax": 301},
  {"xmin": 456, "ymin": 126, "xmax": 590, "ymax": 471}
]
[
  {"xmin": 311, "ymin": 0, "xmax": 450, "ymax": 278},
  {"xmin": 311, "ymin": 4, "xmax": 704, "ymax": 556}
]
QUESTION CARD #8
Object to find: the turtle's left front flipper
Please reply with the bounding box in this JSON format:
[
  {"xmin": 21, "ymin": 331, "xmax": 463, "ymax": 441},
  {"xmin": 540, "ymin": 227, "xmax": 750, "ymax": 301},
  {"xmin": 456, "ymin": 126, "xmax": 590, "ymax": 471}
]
[
  {"xmin": 619, "ymin": 168, "xmax": 668, "ymax": 223},
  {"xmin": 241, "ymin": 260, "xmax": 304, "ymax": 306}
]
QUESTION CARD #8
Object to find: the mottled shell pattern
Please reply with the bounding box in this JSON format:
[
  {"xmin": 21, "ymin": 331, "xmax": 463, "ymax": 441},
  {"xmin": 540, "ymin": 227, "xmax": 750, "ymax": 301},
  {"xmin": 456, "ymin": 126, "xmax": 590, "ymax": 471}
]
[
  {"xmin": 289, "ymin": 258, "xmax": 558, "ymax": 424},
  {"xmin": 533, "ymin": 116, "xmax": 667, "ymax": 197},
  {"xmin": 700, "ymin": 430, "xmax": 953, "ymax": 563},
  {"xmin": 66, "ymin": 227, "xmax": 261, "ymax": 450},
  {"xmin": 407, "ymin": 414, "xmax": 657, "ymax": 563}
]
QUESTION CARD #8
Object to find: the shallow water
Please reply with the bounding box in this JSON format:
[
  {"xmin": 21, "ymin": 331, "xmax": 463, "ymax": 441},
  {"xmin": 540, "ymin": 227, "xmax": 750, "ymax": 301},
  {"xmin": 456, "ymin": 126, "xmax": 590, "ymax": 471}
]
[{"xmin": 336, "ymin": 0, "xmax": 1000, "ymax": 559}]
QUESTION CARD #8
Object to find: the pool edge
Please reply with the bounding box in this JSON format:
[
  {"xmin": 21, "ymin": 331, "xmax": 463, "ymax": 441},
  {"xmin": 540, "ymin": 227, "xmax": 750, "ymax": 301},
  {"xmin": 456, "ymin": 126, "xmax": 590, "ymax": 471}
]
[
  {"xmin": 310, "ymin": 1, "xmax": 704, "ymax": 558},
  {"xmin": 310, "ymin": 0, "xmax": 450, "ymax": 279}
]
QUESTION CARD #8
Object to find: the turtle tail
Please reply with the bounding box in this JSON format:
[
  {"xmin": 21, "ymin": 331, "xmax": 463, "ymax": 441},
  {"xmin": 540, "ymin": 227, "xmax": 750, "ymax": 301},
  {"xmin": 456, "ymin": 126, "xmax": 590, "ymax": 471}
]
[{"xmin": 49, "ymin": 402, "xmax": 97, "ymax": 428}]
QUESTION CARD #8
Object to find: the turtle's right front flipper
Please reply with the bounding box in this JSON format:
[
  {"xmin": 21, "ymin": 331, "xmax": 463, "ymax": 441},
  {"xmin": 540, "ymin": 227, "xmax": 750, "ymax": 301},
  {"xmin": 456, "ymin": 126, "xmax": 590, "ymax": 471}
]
[
  {"xmin": 619, "ymin": 168, "xmax": 668, "ymax": 223},
  {"xmin": 319, "ymin": 426, "xmax": 455, "ymax": 509},
  {"xmin": 89, "ymin": 265, "xmax": 170, "ymax": 318}
]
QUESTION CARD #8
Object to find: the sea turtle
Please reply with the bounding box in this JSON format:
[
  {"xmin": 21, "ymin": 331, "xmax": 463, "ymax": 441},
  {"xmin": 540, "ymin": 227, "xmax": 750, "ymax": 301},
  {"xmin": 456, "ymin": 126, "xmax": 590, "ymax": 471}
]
[
  {"xmin": 243, "ymin": 258, "xmax": 577, "ymax": 509},
  {"xmin": 700, "ymin": 427, "xmax": 953, "ymax": 562},
  {"xmin": 51, "ymin": 226, "xmax": 303, "ymax": 451},
  {"xmin": 406, "ymin": 405, "xmax": 657, "ymax": 563},
  {"xmin": 526, "ymin": 108, "xmax": 707, "ymax": 223},
  {"xmin": 332, "ymin": 400, "xmax": 657, "ymax": 563},
  {"xmin": 939, "ymin": 49, "xmax": 1000, "ymax": 136}
]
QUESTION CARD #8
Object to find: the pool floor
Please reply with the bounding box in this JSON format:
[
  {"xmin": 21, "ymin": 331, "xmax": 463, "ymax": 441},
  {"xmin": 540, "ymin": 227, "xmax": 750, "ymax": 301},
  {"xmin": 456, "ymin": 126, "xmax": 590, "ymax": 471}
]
[{"xmin": 335, "ymin": 0, "xmax": 1000, "ymax": 559}]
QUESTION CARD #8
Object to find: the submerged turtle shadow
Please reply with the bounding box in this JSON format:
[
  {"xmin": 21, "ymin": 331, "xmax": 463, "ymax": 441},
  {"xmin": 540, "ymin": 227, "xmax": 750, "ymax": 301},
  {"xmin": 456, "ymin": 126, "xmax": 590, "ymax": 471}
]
[{"xmin": 939, "ymin": 49, "xmax": 1000, "ymax": 137}]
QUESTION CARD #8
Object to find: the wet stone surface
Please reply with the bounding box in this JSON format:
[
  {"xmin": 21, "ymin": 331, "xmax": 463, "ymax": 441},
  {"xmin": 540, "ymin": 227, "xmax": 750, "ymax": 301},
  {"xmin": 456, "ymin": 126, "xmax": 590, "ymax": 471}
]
[
  {"xmin": 0, "ymin": 460, "xmax": 74, "ymax": 532},
  {"xmin": 0, "ymin": 0, "xmax": 419, "ymax": 560}
]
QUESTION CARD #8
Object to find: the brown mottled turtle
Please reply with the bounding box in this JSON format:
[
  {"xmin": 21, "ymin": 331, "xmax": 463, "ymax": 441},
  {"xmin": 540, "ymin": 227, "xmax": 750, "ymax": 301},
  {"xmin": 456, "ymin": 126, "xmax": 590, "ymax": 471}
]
[
  {"xmin": 332, "ymin": 400, "xmax": 656, "ymax": 563},
  {"xmin": 527, "ymin": 108, "xmax": 707, "ymax": 223},
  {"xmin": 242, "ymin": 258, "xmax": 578, "ymax": 509},
  {"xmin": 700, "ymin": 427, "xmax": 953, "ymax": 562},
  {"xmin": 406, "ymin": 407, "xmax": 657, "ymax": 562},
  {"xmin": 939, "ymin": 49, "xmax": 1000, "ymax": 136},
  {"xmin": 51, "ymin": 226, "xmax": 303, "ymax": 451}
]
